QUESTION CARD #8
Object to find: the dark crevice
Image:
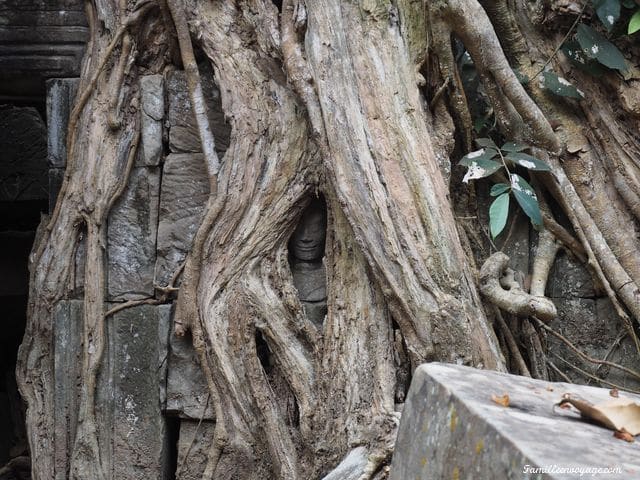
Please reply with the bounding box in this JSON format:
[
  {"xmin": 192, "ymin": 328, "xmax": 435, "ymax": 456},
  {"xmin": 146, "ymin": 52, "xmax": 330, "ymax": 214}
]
[
  {"xmin": 0, "ymin": 99, "xmax": 48, "ymax": 475},
  {"xmin": 164, "ymin": 416, "xmax": 180, "ymax": 480},
  {"xmin": 391, "ymin": 317, "xmax": 411, "ymax": 405},
  {"xmin": 255, "ymin": 330, "xmax": 273, "ymax": 374}
]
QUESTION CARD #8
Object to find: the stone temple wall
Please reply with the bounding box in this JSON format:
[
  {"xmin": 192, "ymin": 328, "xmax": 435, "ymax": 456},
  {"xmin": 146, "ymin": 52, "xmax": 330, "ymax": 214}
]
[{"xmin": 47, "ymin": 71, "xmax": 229, "ymax": 479}]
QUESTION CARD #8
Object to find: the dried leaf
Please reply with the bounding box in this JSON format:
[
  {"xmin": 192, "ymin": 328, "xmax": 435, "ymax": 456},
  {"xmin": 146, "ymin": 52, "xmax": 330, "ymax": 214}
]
[
  {"xmin": 614, "ymin": 429, "xmax": 634, "ymax": 443},
  {"xmin": 491, "ymin": 393, "xmax": 510, "ymax": 407},
  {"xmin": 610, "ymin": 388, "xmax": 620, "ymax": 398},
  {"xmin": 559, "ymin": 394, "xmax": 640, "ymax": 435}
]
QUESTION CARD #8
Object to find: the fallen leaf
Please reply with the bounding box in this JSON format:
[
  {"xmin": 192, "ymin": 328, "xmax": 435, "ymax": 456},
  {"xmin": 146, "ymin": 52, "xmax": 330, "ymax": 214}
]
[
  {"xmin": 558, "ymin": 394, "xmax": 640, "ymax": 435},
  {"xmin": 614, "ymin": 429, "xmax": 634, "ymax": 443},
  {"xmin": 491, "ymin": 393, "xmax": 510, "ymax": 407},
  {"xmin": 610, "ymin": 388, "xmax": 619, "ymax": 398}
]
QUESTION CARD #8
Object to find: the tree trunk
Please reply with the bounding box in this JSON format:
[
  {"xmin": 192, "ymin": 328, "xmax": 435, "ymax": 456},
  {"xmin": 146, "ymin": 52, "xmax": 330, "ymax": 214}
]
[{"xmin": 17, "ymin": 0, "xmax": 640, "ymax": 478}]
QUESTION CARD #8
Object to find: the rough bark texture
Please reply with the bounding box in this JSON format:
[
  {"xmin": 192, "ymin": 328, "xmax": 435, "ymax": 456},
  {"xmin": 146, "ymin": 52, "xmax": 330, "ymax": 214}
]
[{"xmin": 16, "ymin": 0, "xmax": 640, "ymax": 478}]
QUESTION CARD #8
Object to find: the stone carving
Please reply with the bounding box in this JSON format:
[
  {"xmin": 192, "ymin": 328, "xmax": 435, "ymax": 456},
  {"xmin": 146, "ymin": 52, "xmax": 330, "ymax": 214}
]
[{"xmin": 289, "ymin": 199, "xmax": 327, "ymax": 327}]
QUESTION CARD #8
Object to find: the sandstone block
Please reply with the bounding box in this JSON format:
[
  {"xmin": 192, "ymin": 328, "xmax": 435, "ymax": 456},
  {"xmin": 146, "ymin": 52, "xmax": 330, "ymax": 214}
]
[
  {"xmin": 390, "ymin": 363, "xmax": 640, "ymax": 479},
  {"xmin": 109, "ymin": 305, "xmax": 170, "ymax": 479},
  {"xmin": 548, "ymin": 251, "xmax": 595, "ymax": 298},
  {"xmin": 165, "ymin": 329, "xmax": 214, "ymax": 420},
  {"xmin": 53, "ymin": 300, "xmax": 83, "ymax": 480},
  {"xmin": 138, "ymin": 75, "xmax": 164, "ymax": 166},
  {"xmin": 155, "ymin": 153, "xmax": 208, "ymax": 287},
  {"xmin": 166, "ymin": 69, "xmax": 230, "ymax": 155},
  {"xmin": 175, "ymin": 420, "xmax": 216, "ymax": 480},
  {"xmin": 46, "ymin": 78, "xmax": 79, "ymax": 168},
  {"xmin": 107, "ymin": 167, "xmax": 160, "ymax": 300}
]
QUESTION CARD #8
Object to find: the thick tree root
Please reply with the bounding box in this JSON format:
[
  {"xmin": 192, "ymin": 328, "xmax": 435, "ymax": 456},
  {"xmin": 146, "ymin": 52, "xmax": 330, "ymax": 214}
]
[{"xmin": 480, "ymin": 252, "xmax": 557, "ymax": 321}]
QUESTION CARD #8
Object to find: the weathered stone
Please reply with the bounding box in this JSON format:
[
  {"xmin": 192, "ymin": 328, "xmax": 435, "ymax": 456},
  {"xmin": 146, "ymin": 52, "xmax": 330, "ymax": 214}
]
[
  {"xmin": 175, "ymin": 420, "xmax": 216, "ymax": 480},
  {"xmin": 166, "ymin": 329, "xmax": 214, "ymax": 420},
  {"xmin": 166, "ymin": 69, "xmax": 230, "ymax": 155},
  {"xmin": 109, "ymin": 305, "xmax": 170, "ymax": 479},
  {"xmin": 48, "ymin": 168, "xmax": 64, "ymax": 212},
  {"xmin": 301, "ymin": 301, "xmax": 327, "ymax": 328},
  {"xmin": 155, "ymin": 153, "xmax": 208, "ymax": 287},
  {"xmin": 158, "ymin": 304, "xmax": 172, "ymax": 408},
  {"xmin": 547, "ymin": 298, "xmax": 615, "ymax": 382},
  {"xmin": 53, "ymin": 300, "xmax": 83, "ymax": 480},
  {"xmin": 138, "ymin": 75, "xmax": 164, "ymax": 167},
  {"xmin": 390, "ymin": 363, "xmax": 640, "ymax": 480},
  {"xmin": 0, "ymin": 106, "xmax": 47, "ymax": 201},
  {"xmin": 290, "ymin": 199, "xmax": 328, "ymax": 327},
  {"xmin": 46, "ymin": 78, "xmax": 79, "ymax": 168},
  {"xmin": 548, "ymin": 251, "xmax": 595, "ymax": 298},
  {"xmin": 107, "ymin": 167, "xmax": 160, "ymax": 300},
  {"xmin": 168, "ymin": 125, "xmax": 201, "ymax": 154},
  {"xmin": 0, "ymin": 1, "xmax": 87, "ymax": 89}
]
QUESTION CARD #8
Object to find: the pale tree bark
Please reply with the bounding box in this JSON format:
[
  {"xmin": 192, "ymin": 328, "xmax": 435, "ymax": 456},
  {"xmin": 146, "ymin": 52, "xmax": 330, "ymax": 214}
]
[{"xmin": 17, "ymin": 0, "xmax": 640, "ymax": 479}]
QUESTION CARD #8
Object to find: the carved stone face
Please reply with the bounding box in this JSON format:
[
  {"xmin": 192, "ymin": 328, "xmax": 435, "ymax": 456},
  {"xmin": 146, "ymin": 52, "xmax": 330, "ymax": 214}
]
[{"xmin": 291, "ymin": 204, "xmax": 326, "ymax": 262}]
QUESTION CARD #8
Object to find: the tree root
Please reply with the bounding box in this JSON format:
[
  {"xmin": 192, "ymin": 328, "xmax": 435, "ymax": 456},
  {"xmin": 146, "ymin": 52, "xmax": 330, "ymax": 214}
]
[
  {"xmin": 530, "ymin": 228, "xmax": 559, "ymax": 297},
  {"xmin": 430, "ymin": 0, "xmax": 559, "ymax": 152},
  {"xmin": 493, "ymin": 307, "xmax": 531, "ymax": 377},
  {"xmin": 480, "ymin": 252, "xmax": 557, "ymax": 321},
  {"xmin": 41, "ymin": 0, "xmax": 156, "ymax": 261},
  {"xmin": 532, "ymin": 316, "xmax": 640, "ymax": 381},
  {"xmin": 166, "ymin": 0, "xmax": 220, "ymax": 183},
  {"xmin": 281, "ymin": 0, "xmax": 325, "ymax": 140},
  {"xmin": 551, "ymin": 353, "xmax": 640, "ymax": 395}
]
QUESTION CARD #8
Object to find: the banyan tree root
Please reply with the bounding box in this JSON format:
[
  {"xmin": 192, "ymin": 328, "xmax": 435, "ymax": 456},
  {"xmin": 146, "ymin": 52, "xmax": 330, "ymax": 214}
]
[{"xmin": 480, "ymin": 252, "xmax": 557, "ymax": 321}]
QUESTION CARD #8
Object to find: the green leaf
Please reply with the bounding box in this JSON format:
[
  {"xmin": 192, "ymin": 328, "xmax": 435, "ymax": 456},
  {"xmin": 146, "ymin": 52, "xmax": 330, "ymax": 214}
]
[
  {"xmin": 461, "ymin": 159, "xmax": 503, "ymax": 183},
  {"xmin": 541, "ymin": 71, "xmax": 585, "ymax": 99},
  {"xmin": 629, "ymin": 11, "xmax": 640, "ymax": 35},
  {"xmin": 505, "ymin": 152, "xmax": 552, "ymax": 171},
  {"xmin": 475, "ymin": 137, "xmax": 499, "ymax": 150},
  {"xmin": 562, "ymin": 40, "xmax": 607, "ymax": 76},
  {"xmin": 576, "ymin": 24, "xmax": 628, "ymax": 72},
  {"xmin": 501, "ymin": 142, "xmax": 529, "ymax": 153},
  {"xmin": 592, "ymin": 0, "xmax": 620, "ymax": 31},
  {"xmin": 459, "ymin": 148, "xmax": 498, "ymax": 166},
  {"xmin": 490, "ymin": 183, "xmax": 510, "ymax": 197},
  {"xmin": 510, "ymin": 174, "xmax": 543, "ymax": 226},
  {"xmin": 489, "ymin": 193, "xmax": 510, "ymax": 239}
]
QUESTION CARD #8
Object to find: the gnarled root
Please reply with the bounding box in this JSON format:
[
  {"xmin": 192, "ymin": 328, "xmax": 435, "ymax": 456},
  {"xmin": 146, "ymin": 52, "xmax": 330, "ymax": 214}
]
[{"xmin": 480, "ymin": 252, "xmax": 557, "ymax": 321}]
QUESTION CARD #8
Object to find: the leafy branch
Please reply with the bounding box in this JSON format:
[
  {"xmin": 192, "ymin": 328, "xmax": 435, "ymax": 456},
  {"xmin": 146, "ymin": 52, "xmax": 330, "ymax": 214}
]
[{"xmin": 459, "ymin": 138, "xmax": 551, "ymax": 238}]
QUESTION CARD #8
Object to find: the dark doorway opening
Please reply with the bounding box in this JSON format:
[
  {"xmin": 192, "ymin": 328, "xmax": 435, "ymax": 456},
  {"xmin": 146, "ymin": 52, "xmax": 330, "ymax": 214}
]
[{"xmin": 0, "ymin": 105, "xmax": 48, "ymax": 477}]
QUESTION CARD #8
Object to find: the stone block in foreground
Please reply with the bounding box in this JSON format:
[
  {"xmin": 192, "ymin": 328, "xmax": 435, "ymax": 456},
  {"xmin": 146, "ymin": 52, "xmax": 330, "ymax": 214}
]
[{"xmin": 390, "ymin": 363, "xmax": 640, "ymax": 480}]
